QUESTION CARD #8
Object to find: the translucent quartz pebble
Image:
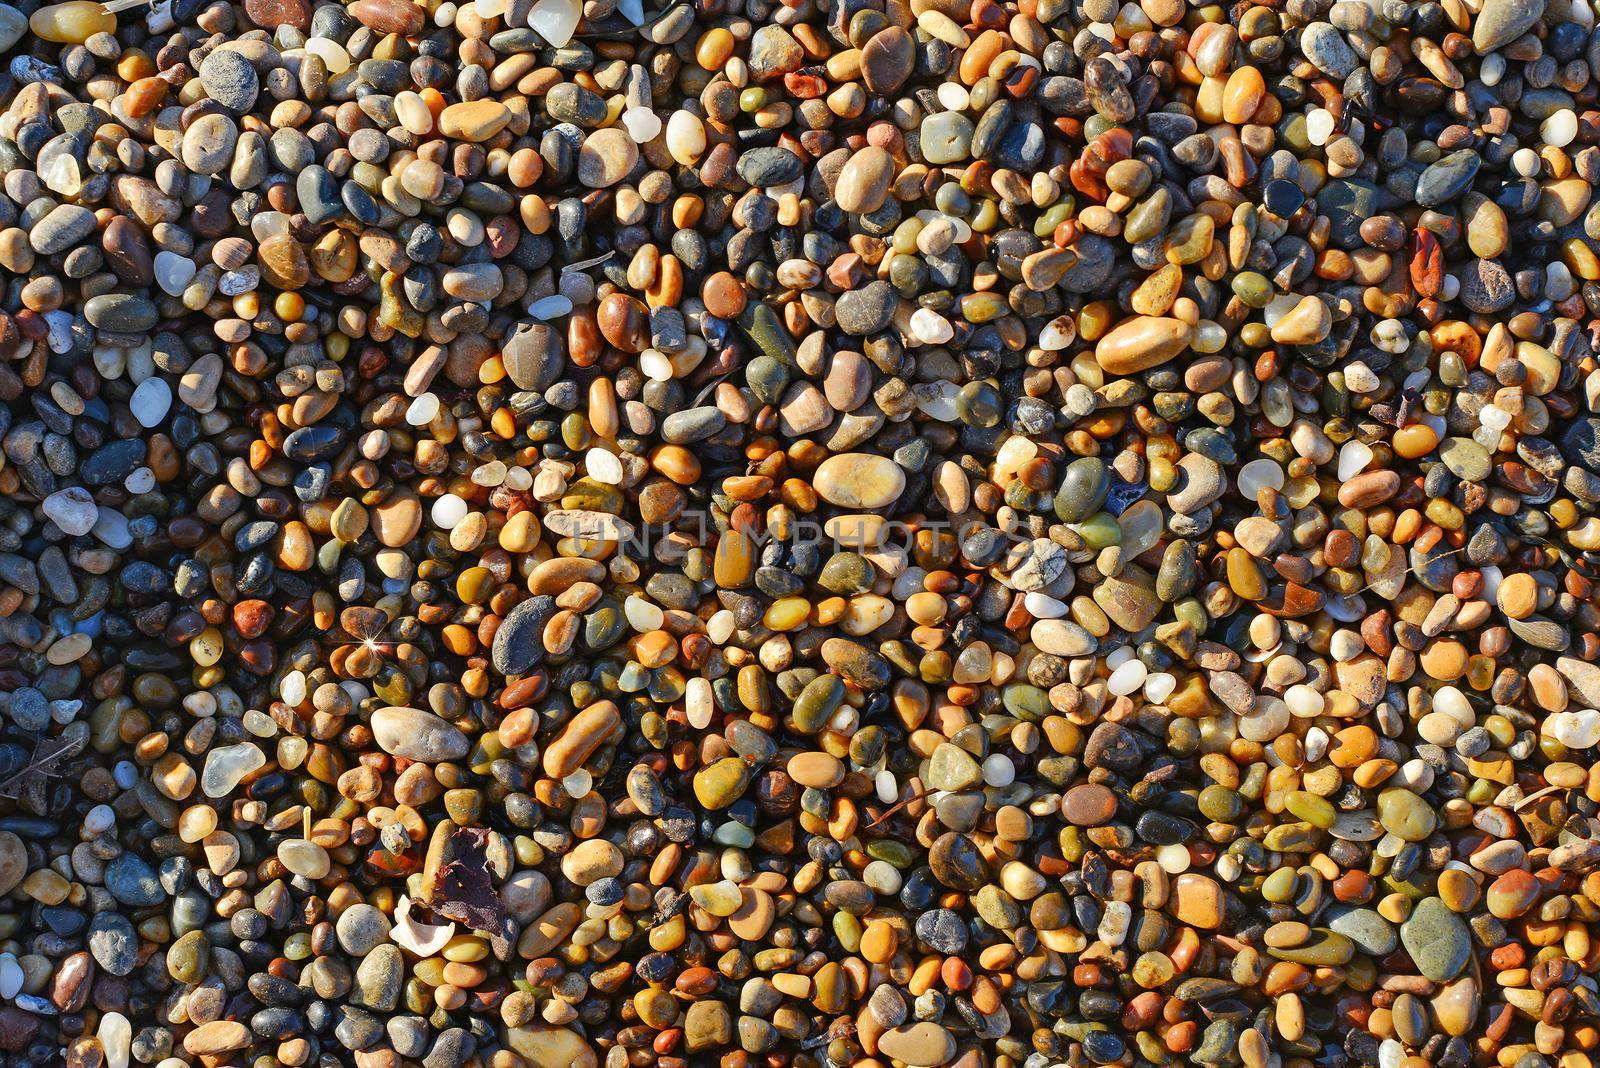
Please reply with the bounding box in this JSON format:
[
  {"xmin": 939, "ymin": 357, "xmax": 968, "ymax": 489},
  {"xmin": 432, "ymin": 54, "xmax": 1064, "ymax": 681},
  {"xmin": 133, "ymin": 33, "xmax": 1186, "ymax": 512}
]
[
  {"xmin": 99, "ymin": 1012, "xmax": 132, "ymax": 1068},
  {"xmin": 1236, "ymin": 458, "xmax": 1285, "ymax": 498},
  {"xmin": 44, "ymin": 154, "xmax": 80, "ymax": 196},
  {"xmin": 1337, "ymin": 440, "xmax": 1373, "ymax": 481},
  {"xmin": 30, "ymin": 1, "xmax": 116, "ymax": 43},
  {"xmin": 406, "ymin": 392, "xmax": 441, "ymax": 426},
  {"xmin": 202, "ymin": 742, "xmax": 267, "ymax": 797},
  {"xmin": 914, "ymin": 381, "xmax": 959, "ymax": 421},
  {"xmin": 1144, "ymin": 672, "xmax": 1176, "ymax": 703},
  {"xmin": 279, "ymin": 839, "xmax": 331, "ymax": 879},
  {"xmin": 304, "ymin": 37, "xmax": 351, "ymax": 73},
  {"xmin": 995, "ymin": 435, "xmax": 1037, "ymax": 474},
  {"xmin": 910, "ymin": 308, "xmax": 953, "ymax": 344},
  {"xmin": 529, "ymin": 0, "xmax": 580, "ymax": 46},
  {"xmin": 1108, "ymin": 659, "xmax": 1147, "ymax": 696},
  {"xmin": 154, "ymin": 251, "xmax": 195, "ymax": 296},
  {"xmin": 622, "ymin": 108, "xmax": 662, "ymax": 143}
]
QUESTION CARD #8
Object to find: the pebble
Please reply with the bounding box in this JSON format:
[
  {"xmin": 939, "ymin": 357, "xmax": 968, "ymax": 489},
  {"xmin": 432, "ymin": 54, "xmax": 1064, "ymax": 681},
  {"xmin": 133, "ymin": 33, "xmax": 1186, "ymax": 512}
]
[{"xmin": 1400, "ymin": 898, "xmax": 1473, "ymax": 982}]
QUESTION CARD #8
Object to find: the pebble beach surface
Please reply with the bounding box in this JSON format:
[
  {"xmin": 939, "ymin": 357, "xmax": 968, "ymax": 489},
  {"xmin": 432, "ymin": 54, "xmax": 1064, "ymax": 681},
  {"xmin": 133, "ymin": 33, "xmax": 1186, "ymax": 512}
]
[{"xmin": 2, "ymin": 0, "xmax": 1600, "ymax": 1066}]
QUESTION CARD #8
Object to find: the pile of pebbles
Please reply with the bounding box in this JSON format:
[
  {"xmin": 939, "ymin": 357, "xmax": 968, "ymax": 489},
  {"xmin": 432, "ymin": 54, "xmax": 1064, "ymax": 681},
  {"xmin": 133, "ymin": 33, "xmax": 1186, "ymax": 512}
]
[{"xmin": 0, "ymin": 0, "xmax": 1599, "ymax": 1065}]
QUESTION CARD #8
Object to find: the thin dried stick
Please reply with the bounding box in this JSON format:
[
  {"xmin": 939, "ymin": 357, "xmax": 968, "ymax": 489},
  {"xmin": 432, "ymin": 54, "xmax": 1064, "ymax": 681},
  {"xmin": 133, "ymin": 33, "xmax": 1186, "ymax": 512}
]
[{"xmin": 863, "ymin": 785, "xmax": 935, "ymax": 830}]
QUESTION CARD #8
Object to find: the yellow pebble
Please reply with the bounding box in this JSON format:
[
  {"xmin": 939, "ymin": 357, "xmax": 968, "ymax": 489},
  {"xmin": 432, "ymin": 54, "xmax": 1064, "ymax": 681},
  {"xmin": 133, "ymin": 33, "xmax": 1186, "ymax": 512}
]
[{"xmin": 30, "ymin": 1, "xmax": 116, "ymax": 43}]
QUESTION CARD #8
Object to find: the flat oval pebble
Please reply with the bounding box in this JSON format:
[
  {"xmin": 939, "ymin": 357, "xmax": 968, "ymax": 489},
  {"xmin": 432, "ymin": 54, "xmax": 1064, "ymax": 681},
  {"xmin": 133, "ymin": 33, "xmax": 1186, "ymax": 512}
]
[
  {"xmin": 370, "ymin": 706, "xmax": 470, "ymax": 763},
  {"xmin": 813, "ymin": 453, "xmax": 906, "ymax": 509}
]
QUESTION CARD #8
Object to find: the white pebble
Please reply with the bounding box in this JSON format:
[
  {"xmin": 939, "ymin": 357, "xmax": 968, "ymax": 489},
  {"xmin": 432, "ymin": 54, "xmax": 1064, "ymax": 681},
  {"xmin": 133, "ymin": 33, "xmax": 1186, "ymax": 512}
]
[
  {"xmin": 875, "ymin": 770, "xmax": 899, "ymax": 804},
  {"xmin": 430, "ymin": 493, "xmax": 469, "ymax": 529},
  {"xmin": 99, "ymin": 1012, "xmax": 132, "ymax": 1068},
  {"xmin": 1107, "ymin": 659, "xmax": 1148, "ymax": 696},
  {"xmin": 665, "ymin": 111, "xmax": 708, "ymax": 166},
  {"xmin": 44, "ymin": 154, "xmax": 80, "ymax": 196},
  {"xmin": 1305, "ymin": 107, "xmax": 1336, "ymax": 146},
  {"xmin": 472, "ymin": 461, "xmax": 507, "ymax": 487},
  {"xmin": 982, "ymin": 753, "xmax": 1015, "ymax": 788},
  {"xmin": 624, "ymin": 595, "xmax": 665, "ymax": 632},
  {"xmin": 1143, "ymin": 672, "xmax": 1176, "ymax": 704},
  {"xmin": 1396, "ymin": 758, "xmax": 1434, "ymax": 793},
  {"xmin": 585, "ymin": 448, "xmax": 624, "ymax": 485},
  {"xmin": 639, "ymin": 350, "xmax": 677, "ymax": 381},
  {"xmin": 527, "ymin": 295, "xmax": 573, "ymax": 320},
  {"xmin": 622, "ymin": 107, "xmax": 663, "ymax": 143},
  {"xmin": 1542, "ymin": 108, "xmax": 1578, "ymax": 148},
  {"xmin": 130, "ymin": 376, "xmax": 172, "ymax": 428},
  {"xmin": 1155, "ymin": 842, "xmax": 1190, "ymax": 873},
  {"xmin": 304, "ymin": 36, "xmax": 352, "ymax": 73},
  {"xmin": 93, "ymin": 508, "xmax": 133, "ymax": 551},
  {"xmin": 1236, "ymin": 458, "xmax": 1284, "ymax": 499},
  {"xmin": 1285, "ymin": 684, "xmax": 1324, "ymax": 718},
  {"xmin": 686, "ymin": 677, "xmax": 714, "ymax": 729},
  {"xmin": 1546, "ymin": 708, "xmax": 1600, "ymax": 748},
  {"xmin": 936, "ymin": 81, "xmax": 969, "ymax": 111},
  {"xmin": 124, "ymin": 467, "xmax": 157, "ymax": 494},
  {"xmin": 280, "ymin": 670, "xmax": 307, "ymax": 706},
  {"xmin": 1432, "ymin": 686, "xmax": 1475, "ymax": 727},
  {"xmin": 1039, "ymin": 314, "xmax": 1077, "ymax": 350},
  {"xmin": 706, "ymin": 610, "xmax": 736, "ymax": 644},
  {"xmin": 154, "ymin": 251, "xmax": 196, "ymax": 296},
  {"xmin": 1329, "ymin": 628, "xmax": 1364, "ymax": 661},
  {"xmin": 42, "ymin": 487, "xmax": 99, "ymax": 536},
  {"xmin": 1336, "ymin": 440, "xmax": 1373, "ymax": 481},
  {"xmin": 406, "ymin": 392, "xmax": 441, "ymax": 426},
  {"xmin": 909, "ymin": 307, "xmax": 954, "ymax": 344}
]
